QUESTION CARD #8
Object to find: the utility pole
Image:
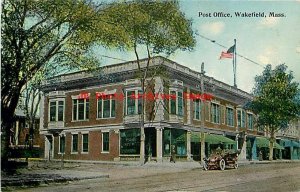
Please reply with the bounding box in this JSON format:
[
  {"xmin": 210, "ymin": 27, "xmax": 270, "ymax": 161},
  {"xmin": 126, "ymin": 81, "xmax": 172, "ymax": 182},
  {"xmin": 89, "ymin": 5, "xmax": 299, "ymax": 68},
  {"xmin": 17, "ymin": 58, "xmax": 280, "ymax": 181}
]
[{"xmin": 200, "ymin": 62, "xmax": 206, "ymax": 164}]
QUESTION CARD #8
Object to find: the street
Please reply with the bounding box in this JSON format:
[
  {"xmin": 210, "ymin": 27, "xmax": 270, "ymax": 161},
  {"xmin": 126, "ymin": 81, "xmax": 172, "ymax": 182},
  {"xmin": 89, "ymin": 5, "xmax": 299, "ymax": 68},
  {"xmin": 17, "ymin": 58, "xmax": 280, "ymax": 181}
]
[{"xmin": 7, "ymin": 162, "xmax": 300, "ymax": 192}]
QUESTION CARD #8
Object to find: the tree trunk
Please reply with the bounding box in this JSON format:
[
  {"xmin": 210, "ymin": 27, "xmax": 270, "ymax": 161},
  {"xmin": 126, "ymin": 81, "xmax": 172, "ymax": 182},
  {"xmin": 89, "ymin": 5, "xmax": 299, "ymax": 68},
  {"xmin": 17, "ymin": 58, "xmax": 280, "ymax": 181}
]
[
  {"xmin": 1, "ymin": 87, "xmax": 23, "ymax": 170},
  {"xmin": 269, "ymin": 130, "xmax": 275, "ymax": 161},
  {"xmin": 140, "ymin": 79, "xmax": 145, "ymax": 165}
]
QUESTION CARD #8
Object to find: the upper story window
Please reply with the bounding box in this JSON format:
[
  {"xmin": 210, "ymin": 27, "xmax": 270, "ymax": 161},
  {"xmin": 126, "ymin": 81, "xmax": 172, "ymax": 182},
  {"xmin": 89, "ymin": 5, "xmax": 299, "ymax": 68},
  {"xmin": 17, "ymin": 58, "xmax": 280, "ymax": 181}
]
[
  {"xmin": 247, "ymin": 113, "xmax": 254, "ymax": 130},
  {"xmin": 194, "ymin": 99, "xmax": 201, "ymax": 120},
  {"xmin": 72, "ymin": 98, "xmax": 89, "ymax": 121},
  {"xmin": 169, "ymin": 90, "xmax": 183, "ymax": 116},
  {"xmin": 237, "ymin": 109, "xmax": 246, "ymax": 128},
  {"xmin": 211, "ymin": 103, "xmax": 220, "ymax": 124},
  {"xmin": 226, "ymin": 107, "xmax": 234, "ymax": 126},
  {"xmin": 97, "ymin": 94, "xmax": 116, "ymax": 118},
  {"xmin": 125, "ymin": 90, "xmax": 142, "ymax": 115},
  {"xmin": 49, "ymin": 100, "xmax": 64, "ymax": 122}
]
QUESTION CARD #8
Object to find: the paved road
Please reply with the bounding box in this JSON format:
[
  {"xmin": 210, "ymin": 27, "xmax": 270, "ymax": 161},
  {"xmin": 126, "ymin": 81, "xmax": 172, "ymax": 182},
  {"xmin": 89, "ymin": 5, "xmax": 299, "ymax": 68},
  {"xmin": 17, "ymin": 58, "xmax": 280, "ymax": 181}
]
[{"xmin": 9, "ymin": 162, "xmax": 300, "ymax": 192}]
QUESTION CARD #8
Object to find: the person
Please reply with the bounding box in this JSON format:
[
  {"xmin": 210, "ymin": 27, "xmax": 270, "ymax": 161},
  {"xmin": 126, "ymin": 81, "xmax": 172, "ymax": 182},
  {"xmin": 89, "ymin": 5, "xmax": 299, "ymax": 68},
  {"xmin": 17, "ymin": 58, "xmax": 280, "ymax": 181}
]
[
  {"xmin": 170, "ymin": 145, "xmax": 176, "ymax": 163},
  {"xmin": 259, "ymin": 150, "xmax": 263, "ymax": 161},
  {"xmin": 215, "ymin": 146, "xmax": 222, "ymax": 155}
]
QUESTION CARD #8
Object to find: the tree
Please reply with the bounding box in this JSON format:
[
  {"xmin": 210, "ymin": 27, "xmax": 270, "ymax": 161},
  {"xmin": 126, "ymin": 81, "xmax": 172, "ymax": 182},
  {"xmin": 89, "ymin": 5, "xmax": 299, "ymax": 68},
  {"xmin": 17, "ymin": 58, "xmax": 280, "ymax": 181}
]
[
  {"xmin": 1, "ymin": 0, "xmax": 128, "ymax": 164},
  {"xmin": 103, "ymin": 1, "xmax": 196, "ymax": 164},
  {"xmin": 249, "ymin": 64, "xmax": 300, "ymax": 160}
]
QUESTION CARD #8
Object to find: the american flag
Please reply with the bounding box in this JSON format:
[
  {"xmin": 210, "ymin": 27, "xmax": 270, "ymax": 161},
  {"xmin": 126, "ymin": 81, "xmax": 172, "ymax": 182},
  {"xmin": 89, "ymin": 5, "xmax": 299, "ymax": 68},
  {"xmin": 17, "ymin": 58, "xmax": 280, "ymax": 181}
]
[{"xmin": 219, "ymin": 51, "xmax": 233, "ymax": 59}]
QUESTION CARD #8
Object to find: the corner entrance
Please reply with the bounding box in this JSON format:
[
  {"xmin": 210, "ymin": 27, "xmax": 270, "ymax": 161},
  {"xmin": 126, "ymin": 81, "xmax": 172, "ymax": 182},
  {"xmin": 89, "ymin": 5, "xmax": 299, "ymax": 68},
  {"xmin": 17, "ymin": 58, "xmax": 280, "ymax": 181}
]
[{"xmin": 145, "ymin": 128, "xmax": 157, "ymax": 160}]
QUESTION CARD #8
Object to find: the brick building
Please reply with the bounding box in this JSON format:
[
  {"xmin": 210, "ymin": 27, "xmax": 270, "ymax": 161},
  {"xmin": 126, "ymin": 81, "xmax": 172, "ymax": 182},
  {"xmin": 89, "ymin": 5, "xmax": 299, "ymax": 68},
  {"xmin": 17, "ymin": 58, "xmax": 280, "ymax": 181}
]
[{"xmin": 39, "ymin": 56, "xmax": 299, "ymax": 162}]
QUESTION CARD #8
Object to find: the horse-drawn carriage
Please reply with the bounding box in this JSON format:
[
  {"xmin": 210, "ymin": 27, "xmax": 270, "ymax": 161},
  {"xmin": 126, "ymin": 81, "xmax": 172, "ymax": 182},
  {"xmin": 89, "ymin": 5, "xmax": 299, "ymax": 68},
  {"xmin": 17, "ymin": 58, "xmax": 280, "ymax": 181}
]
[{"xmin": 203, "ymin": 149, "xmax": 240, "ymax": 171}]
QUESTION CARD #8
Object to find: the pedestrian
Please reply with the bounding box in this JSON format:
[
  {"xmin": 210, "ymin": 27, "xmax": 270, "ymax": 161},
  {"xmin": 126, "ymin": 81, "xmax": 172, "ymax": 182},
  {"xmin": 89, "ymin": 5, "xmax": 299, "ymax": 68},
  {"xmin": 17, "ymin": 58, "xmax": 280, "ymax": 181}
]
[
  {"xmin": 259, "ymin": 150, "xmax": 263, "ymax": 161},
  {"xmin": 170, "ymin": 145, "xmax": 176, "ymax": 163}
]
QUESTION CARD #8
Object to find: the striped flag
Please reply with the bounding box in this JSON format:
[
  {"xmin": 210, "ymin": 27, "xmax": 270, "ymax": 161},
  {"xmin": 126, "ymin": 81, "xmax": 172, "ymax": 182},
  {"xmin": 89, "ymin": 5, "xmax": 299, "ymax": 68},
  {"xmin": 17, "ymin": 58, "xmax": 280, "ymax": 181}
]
[
  {"xmin": 219, "ymin": 51, "xmax": 233, "ymax": 59},
  {"xmin": 219, "ymin": 45, "xmax": 235, "ymax": 59}
]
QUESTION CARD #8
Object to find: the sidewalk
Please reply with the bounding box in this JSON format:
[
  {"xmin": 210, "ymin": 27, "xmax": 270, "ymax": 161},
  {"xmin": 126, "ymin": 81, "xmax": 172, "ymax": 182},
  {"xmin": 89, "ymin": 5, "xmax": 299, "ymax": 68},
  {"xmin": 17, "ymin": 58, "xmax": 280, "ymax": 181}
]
[{"xmin": 1, "ymin": 166, "xmax": 109, "ymax": 188}]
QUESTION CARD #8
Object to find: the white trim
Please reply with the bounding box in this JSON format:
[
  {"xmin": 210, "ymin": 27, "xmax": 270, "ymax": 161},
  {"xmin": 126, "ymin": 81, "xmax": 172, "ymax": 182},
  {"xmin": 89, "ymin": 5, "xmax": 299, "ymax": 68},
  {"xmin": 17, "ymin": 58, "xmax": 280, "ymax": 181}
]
[
  {"xmin": 211, "ymin": 99, "xmax": 220, "ymax": 105},
  {"xmin": 225, "ymin": 106, "xmax": 235, "ymax": 127},
  {"xmin": 247, "ymin": 112, "xmax": 254, "ymax": 130},
  {"xmin": 64, "ymin": 82, "xmax": 124, "ymax": 94},
  {"xmin": 169, "ymin": 89, "xmax": 184, "ymax": 116},
  {"xmin": 210, "ymin": 102, "xmax": 220, "ymax": 124},
  {"xmin": 96, "ymin": 93, "xmax": 116, "ymax": 119},
  {"xmin": 48, "ymin": 99, "xmax": 65, "ymax": 122},
  {"xmin": 125, "ymin": 89, "xmax": 142, "ymax": 116},
  {"xmin": 193, "ymin": 99, "xmax": 201, "ymax": 120},
  {"xmin": 237, "ymin": 109, "xmax": 246, "ymax": 128},
  {"xmin": 71, "ymin": 93, "xmax": 91, "ymax": 100},
  {"xmin": 62, "ymin": 125, "xmax": 124, "ymax": 133},
  {"xmin": 72, "ymin": 98, "xmax": 89, "ymax": 121}
]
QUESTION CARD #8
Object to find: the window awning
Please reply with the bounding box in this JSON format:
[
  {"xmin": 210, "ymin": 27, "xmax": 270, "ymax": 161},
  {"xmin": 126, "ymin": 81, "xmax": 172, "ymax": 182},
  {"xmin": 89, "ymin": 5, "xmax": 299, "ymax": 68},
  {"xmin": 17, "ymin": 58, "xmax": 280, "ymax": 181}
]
[
  {"xmin": 189, "ymin": 133, "xmax": 235, "ymax": 145},
  {"xmin": 281, "ymin": 139, "xmax": 300, "ymax": 148},
  {"xmin": 256, "ymin": 137, "xmax": 284, "ymax": 150}
]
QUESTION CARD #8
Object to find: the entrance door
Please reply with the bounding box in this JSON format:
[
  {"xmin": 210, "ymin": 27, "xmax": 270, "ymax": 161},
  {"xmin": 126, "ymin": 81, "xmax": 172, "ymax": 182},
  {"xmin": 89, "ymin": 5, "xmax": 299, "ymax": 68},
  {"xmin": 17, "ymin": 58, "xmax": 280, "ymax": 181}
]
[
  {"xmin": 45, "ymin": 135, "xmax": 53, "ymax": 161},
  {"xmin": 145, "ymin": 128, "xmax": 157, "ymax": 159}
]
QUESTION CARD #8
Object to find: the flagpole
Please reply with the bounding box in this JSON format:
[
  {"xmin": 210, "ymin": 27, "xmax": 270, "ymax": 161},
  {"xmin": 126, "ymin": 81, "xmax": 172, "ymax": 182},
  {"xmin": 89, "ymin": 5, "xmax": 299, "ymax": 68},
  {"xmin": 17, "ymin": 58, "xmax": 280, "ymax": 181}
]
[{"xmin": 234, "ymin": 39, "xmax": 237, "ymax": 88}]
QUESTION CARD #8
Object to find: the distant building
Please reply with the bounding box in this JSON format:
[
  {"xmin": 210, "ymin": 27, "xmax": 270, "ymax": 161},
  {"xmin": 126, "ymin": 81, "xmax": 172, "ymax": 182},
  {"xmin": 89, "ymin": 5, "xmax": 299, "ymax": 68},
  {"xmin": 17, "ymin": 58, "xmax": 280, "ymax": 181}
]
[{"xmin": 39, "ymin": 56, "xmax": 299, "ymax": 162}]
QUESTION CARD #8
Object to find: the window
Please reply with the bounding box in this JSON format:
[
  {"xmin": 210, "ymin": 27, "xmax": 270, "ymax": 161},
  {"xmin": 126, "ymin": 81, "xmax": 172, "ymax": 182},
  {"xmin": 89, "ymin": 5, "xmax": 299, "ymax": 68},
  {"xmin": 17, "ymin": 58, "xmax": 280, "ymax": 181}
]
[
  {"xmin": 72, "ymin": 134, "xmax": 78, "ymax": 153},
  {"xmin": 170, "ymin": 91, "xmax": 176, "ymax": 115},
  {"xmin": 211, "ymin": 103, "xmax": 220, "ymax": 124},
  {"xmin": 178, "ymin": 92, "xmax": 183, "ymax": 116},
  {"xmin": 97, "ymin": 94, "xmax": 116, "ymax": 118},
  {"xmin": 82, "ymin": 133, "xmax": 89, "ymax": 153},
  {"xmin": 237, "ymin": 109, "xmax": 246, "ymax": 128},
  {"xmin": 226, "ymin": 107, "xmax": 234, "ymax": 126},
  {"xmin": 120, "ymin": 129, "xmax": 140, "ymax": 154},
  {"xmin": 126, "ymin": 90, "xmax": 142, "ymax": 115},
  {"xmin": 49, "ymin": 100, "xmax": 64, "ymax": 122},
  {"xmin": 169, "ymin": 90, "xmax": 183, "ymax": 116},
  {"xmin": 59, "ymin": 135, "xmax": 65, "ymax": 154},
  {"xmin": 194, "ymin": 99, "xmax": 201, "ymax": 120},
  {"xmin": 102, "ymin": 132, "xmax": 109, "ymax": 152},
  {"xmin": 247, "ymin": 113, "xmax": 253, "ymax": 130},
  {"xmin": 73, "ymin": 99, "xmax": 89, "ymax": 121}
]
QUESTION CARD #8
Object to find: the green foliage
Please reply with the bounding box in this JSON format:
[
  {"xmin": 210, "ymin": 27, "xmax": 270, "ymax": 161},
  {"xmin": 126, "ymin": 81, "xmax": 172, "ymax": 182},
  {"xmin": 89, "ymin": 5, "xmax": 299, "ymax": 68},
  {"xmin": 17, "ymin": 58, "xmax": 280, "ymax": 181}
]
[
  {"xmin": 100, "ymin": 0, "xmax": 196, "ymax": 55},
  {"xmin": 250, "ymin": 64, "xmax": 300, "ymax": 131}
]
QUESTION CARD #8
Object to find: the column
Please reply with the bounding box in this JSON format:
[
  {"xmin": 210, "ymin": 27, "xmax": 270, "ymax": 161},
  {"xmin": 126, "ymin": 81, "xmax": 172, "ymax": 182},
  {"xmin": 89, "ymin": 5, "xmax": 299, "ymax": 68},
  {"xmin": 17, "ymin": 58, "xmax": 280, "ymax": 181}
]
[
  {"xmin": 238, "ymin": 135, "xmax": 247, "ymax": 160},
  {"xmin": 186, "ymin": 131, "xmax": 192, "ymax": 161},
  {"xmin": 252, "ymin": 138, "xmax": 257, "ymax": 160},
  {"xmin": 156, "ymin": 127, "xmax": 163, "ymax": 162},
  {"xmin": 15, "ymin": 120, "xmax": 19, "ymax": 145},
  {"xmin": 290, "ymin": 146, "xmax": 294, "ymax": 160}
]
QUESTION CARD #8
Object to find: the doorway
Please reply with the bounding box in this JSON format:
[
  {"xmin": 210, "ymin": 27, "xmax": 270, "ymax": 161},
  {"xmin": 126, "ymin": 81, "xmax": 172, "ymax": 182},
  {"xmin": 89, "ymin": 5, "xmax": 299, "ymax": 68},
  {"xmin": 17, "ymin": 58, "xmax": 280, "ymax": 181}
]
[
  {"xmin": 45, "ymin": 135, "xmax": 53, "ymax": 161},
  {"xmin": 145, "ymin": 128, "xmax": 157, "ymax": 160}
]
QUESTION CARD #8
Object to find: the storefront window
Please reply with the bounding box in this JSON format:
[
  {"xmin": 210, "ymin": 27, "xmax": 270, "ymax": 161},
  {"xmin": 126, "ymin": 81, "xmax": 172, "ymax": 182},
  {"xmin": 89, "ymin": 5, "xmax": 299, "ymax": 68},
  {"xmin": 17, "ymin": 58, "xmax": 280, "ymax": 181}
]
[
  {"xmin": 163, "ymin": 128, "xmax": 186, "ymax": 156},
  {"xmin": 120, "ymin": 129, "xmax": 140, "ymax": 154}
]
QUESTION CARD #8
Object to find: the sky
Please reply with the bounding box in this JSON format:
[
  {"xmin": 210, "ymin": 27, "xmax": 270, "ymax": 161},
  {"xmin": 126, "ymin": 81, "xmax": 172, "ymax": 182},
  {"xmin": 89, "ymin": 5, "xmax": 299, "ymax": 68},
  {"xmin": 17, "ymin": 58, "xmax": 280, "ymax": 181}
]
[{"xmin": 96, "ymin": 0, "xmax": 300, "ymax": 93}]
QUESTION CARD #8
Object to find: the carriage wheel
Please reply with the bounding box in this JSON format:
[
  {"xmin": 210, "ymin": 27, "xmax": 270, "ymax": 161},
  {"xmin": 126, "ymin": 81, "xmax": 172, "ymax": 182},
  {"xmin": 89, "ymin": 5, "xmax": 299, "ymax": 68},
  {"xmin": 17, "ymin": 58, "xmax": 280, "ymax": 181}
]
[
  {"xmin": 203, "ymin": 162, "xmax": 208, "ymax": 171},
  {"xmin": 219, "ymin": 159, "xmax": 225, "ymax": 171},
  {"xmin": 234, "ymin": 162, "xmax": 239, "ymax": 169}
]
